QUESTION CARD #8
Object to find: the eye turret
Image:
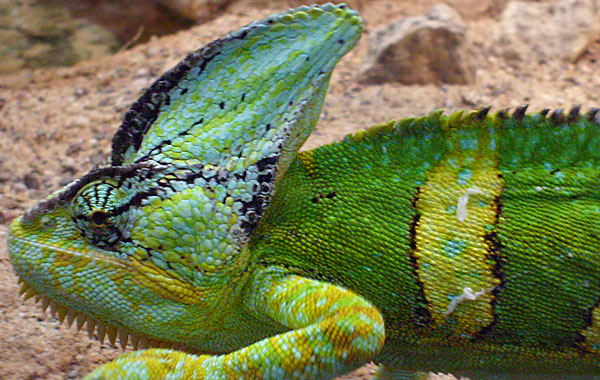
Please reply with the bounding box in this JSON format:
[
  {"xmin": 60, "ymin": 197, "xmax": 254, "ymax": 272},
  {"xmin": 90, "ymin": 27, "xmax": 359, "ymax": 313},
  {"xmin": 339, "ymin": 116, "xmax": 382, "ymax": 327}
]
[{"xmin": 70, "ymin": 181, "xmax": 128, "ymax": 248}]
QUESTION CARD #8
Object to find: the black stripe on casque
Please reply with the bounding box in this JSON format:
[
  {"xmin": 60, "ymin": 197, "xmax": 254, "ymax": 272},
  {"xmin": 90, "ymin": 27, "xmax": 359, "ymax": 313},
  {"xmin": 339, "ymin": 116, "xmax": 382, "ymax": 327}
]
[
  {"xmin": 191, "ymin": 118, "xmax": 204, "ymax": 128},
  {"xmin": 110, "ymin": 13, "xmax": 287, "ymax": 166},
  {"xmin": 472, "ymin": 192, "xmax": 506, "ymax": 341},
  {"xmin": 111, "ymin": 44, "xmax": 218, "ymax": 166},
  {"xmin": 406, "ymin": 186, "xmax": 433, "ymax": 328}
]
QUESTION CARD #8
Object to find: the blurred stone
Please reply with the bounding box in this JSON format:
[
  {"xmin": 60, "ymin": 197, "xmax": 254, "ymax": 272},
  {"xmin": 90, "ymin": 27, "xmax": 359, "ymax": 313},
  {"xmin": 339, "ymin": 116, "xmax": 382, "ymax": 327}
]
[
  {"xmin": 0, "ymin": 1, "xmax": 119, "ymax": 74},
  {"xmin": 359, "ymin": 4, "xmax": 474, "ymax": 85},
  {"xmin": 0, "ymin": 29, "xmax": 27, "ymax": 48},
  {"xmin": 0, "ymin": 57, "xmax": 25, "ymax": 74},
  {"xmin": 23, "ymin": 172, "xmax": 40, "ymax": 190},
  {"xmin": 16, "ymin": 3, "xmax": 72, "ymax": 38},
  {"xmin": 22, "ymin": 42, "xmax": 53, "ymax": 62},
  {"xmin": 156, "ymin": 0, "xmax": 236, "ymax": 21},
  {"xmin": 494, "ymin": 0, "xmax": 600, "ymax": 63},
  {"xmin": 0, "ymin": 2, "xmax": 12, "ymax": 26},
  {"xmin": 71, "ymin": 21, "xmax": 120, "ymax": 62}
]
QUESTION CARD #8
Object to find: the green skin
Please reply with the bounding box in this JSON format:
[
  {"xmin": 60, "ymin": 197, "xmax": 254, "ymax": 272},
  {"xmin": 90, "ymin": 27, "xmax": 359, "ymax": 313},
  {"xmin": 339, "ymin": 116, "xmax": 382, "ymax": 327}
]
[{"xmin": 7, "ymin": 3, "xmax": 600, "ymax": 380}]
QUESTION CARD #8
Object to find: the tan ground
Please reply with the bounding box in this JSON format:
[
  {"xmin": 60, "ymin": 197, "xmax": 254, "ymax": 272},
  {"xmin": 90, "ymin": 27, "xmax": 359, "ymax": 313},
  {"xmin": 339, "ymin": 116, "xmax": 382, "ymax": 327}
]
[{"xmin": 1, "ymin": 0, "xmax": 599, "ymax": 379}]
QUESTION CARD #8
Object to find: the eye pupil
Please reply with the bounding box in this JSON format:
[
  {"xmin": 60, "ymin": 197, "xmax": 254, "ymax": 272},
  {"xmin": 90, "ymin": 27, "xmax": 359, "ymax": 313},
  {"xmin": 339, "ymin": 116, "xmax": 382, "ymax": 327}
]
[{"xmin": 90, "ymin": 211, "xmax": 108, "ymax": 226}]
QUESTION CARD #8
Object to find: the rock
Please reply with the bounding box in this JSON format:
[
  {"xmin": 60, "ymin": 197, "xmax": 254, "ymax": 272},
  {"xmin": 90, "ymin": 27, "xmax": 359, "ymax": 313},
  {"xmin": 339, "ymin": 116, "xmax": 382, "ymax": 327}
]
[
  {"xmin": 16, "ymin": 3, "xmax": 72, "ymax": 38},
  {"xmin": 0, "ymin": 1, "xmax": 119, "ymax": 74},
  {"xmin": 71, "ymin": 21, "xmax": 120, "ymax": 62},
  {"xmin": 494, "ymin": 0, "xmax": 600, "ymax": 63},
  {"xmin": 23, "ymin": 172, "xmax": 40, "ymax": 190},
  {"xmin": 0, "ymin": 11, "xmax": 27, "ymax": 73},
  {"xmin": 0, "ymin": 29, "xmax": 28, "ymax": 48},
  {"xmin": 359, "ymin": 4, "xmax": 474, "ymax": 85},
  {"xmin": 156, "ymin": 0, "xmax": 236, "ymax": 21},
  {"xmin": 23, "ymin": 40, "xmax": 82, "ymax": 68},
  {"xmin": 0, "ymin": 56, "xmax": 25, "ymax": 75}
]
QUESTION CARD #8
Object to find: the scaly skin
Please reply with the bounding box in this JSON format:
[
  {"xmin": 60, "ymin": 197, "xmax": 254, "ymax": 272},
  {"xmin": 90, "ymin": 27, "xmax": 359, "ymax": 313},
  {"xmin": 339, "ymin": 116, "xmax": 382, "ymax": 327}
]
[{"xmin": 6, "ymin": 3, "xmax": 600, "ymax": 380}]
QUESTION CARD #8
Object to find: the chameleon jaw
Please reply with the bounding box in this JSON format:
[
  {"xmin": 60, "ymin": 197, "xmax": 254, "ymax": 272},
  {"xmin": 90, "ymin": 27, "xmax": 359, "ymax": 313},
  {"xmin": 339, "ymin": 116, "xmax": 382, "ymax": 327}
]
[
  {"xmin": 16, "ymin": 276, "xmax": 184, "ymax": 351},
  {"xmin": 8, "ymin": 214, "xmax": 240, "ymax": 353}
]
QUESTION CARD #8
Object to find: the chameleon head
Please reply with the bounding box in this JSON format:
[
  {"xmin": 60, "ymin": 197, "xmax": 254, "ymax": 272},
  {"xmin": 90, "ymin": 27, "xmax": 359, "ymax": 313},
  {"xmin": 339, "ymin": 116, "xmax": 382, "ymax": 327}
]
[
  {"xmin": 7, "ymin": 3, "xmax": 363, "ymax": 350},
  {"xmin": 7, "ymin": 162, "xmax": 252, "ymax": 349}
]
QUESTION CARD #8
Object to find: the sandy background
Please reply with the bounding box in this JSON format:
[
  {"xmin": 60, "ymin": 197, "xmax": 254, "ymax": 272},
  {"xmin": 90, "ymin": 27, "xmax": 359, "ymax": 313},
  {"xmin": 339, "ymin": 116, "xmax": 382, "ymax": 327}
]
[{"xmin": 1, "ymin": 0, "xmax": 599, "ymax": 379}]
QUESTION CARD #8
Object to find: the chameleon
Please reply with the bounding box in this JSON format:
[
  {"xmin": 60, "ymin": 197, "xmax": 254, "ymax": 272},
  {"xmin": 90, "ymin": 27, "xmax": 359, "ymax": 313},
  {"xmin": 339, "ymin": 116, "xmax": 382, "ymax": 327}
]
[{"xmin": 6, "ymin": 2, "xmax": 600, "ymax": 380}]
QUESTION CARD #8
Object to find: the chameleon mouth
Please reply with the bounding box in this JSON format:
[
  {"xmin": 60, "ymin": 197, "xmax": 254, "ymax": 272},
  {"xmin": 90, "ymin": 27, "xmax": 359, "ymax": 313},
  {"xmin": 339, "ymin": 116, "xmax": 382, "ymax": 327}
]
[{"xmin": 16, "ymin": 276, "xmax": 181, "ymax": 351}]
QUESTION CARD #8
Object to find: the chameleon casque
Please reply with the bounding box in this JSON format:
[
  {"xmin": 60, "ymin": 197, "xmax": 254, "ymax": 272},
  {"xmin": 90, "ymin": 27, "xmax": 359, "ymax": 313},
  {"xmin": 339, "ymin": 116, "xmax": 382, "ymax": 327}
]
[{"xmin": 7, "ymin": 3, "xmax": 600, "ymax": 380}]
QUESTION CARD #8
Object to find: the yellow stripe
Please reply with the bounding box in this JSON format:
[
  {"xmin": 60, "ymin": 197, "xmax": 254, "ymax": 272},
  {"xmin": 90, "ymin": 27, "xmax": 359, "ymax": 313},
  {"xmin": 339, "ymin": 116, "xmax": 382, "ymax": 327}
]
[
  {"xmin": 414, "ymin": 132, "xmax": 502, "ymax": 337},
  {"xmin": 582, "ymin": 306, "xmax": 600, "ymax": 352}
]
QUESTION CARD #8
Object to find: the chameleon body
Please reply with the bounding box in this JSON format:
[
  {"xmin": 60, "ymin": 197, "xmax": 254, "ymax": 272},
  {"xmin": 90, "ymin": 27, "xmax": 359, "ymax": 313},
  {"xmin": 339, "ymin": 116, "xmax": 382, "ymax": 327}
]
[{"xmin": 7, "ymin": 3, "xmax": 600, "ymax": 380}]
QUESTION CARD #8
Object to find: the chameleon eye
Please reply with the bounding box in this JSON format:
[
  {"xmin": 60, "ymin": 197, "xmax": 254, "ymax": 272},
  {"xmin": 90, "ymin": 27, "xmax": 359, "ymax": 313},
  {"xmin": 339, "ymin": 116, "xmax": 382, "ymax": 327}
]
[
  {"xmin": 70, "ymin": 181, "xmax": 127, "ymax": 248},
  {"xmin": 90, "ymin": 210, "xmax": 108, "ymax": 227}
]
